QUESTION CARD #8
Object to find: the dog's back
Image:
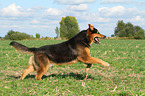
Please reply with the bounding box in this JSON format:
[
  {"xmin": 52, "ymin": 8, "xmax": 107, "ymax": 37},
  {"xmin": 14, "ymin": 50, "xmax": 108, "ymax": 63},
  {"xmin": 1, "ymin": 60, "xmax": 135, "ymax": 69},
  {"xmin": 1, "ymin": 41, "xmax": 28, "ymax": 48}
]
[{"xmin": 37, "ymin": 42, "xmax": 78, "ymax": 63}]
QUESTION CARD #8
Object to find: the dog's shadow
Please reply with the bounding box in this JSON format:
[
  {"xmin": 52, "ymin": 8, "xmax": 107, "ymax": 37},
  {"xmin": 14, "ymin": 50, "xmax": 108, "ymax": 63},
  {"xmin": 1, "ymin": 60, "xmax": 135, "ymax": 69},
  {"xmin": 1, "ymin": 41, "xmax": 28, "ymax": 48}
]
[
  {"xmin": 9, "ymin": 72, "xmax": 95, "ymax": 80},
  {"xmin": 43, "ymin": 73, "xmax": 95, "ymax": 80}
]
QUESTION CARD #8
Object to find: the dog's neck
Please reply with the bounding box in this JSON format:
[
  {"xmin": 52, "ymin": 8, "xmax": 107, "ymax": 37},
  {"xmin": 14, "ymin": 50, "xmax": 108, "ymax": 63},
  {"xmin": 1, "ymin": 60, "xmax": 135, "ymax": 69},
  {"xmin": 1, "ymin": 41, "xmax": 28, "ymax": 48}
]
[{"xmin": 84, "ymin": 42, "xmax": 90, "ymax": 48}]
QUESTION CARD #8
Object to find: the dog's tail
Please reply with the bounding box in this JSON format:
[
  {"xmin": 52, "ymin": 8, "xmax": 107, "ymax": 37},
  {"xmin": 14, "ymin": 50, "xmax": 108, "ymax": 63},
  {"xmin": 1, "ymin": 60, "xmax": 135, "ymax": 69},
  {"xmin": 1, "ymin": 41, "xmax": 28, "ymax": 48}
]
[{"xmin": 10, "ymin": 41, "xmax": 36, "ymax": 54}]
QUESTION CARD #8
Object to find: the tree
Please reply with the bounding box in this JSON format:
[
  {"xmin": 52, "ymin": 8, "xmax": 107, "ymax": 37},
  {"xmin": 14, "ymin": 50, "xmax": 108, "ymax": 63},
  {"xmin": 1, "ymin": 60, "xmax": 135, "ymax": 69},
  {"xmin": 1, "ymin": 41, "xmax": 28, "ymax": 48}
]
[
  {"xmin": 125, "ymin": 22, "xmax": 134, "ymax": 37},
  {"xmin": 6, "ymin": 30, "xmax": 15, "ymax": 38},
  {"xmin": 115, "ymin": 20, "xmax": 125, "ymax": 36},
  {"xmin": 55, "ymin": 26, "xmax": 60, "ymax": 38},
  {"xmin": 36, "ymin": 33, "xmax": 40, "ymax": 38},
  {"xmin": 59, "ymin": 16, "xmax": 80, "ymax": 39},
  {"xmin": 134, "ymin": 26, "xmax": 143, "ymax": 32},
  {"xmin": 114, "ymin": 20, "xmax": 145, "ymax": 39},
  {"xmin": 134, "ymin": 30, "xmax": 145, "ymax": 39}
]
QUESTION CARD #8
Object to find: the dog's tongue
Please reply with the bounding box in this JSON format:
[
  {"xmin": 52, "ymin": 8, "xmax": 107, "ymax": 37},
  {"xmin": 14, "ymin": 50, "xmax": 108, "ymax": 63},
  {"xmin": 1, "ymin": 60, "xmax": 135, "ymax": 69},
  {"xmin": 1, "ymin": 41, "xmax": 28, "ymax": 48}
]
[{"xmin": 95, "ymin": 38, "xmax": 99, "ymax": 42}]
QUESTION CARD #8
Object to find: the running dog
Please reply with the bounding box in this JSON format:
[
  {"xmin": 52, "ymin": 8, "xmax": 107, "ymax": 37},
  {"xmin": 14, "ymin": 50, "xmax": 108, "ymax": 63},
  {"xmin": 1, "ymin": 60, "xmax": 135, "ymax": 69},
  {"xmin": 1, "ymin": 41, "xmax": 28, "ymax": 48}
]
[{"xmin": 10, "ymin": 24, "xmax": 109, "ymax": 80}]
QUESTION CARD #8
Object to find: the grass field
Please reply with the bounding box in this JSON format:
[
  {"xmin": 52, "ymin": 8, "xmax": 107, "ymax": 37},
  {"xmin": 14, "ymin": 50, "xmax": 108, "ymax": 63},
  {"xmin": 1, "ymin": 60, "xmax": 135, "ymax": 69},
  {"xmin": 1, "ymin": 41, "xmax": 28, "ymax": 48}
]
[{"xmin": 0, "ymin": 39, "xmax": 145, "ymax": 95}]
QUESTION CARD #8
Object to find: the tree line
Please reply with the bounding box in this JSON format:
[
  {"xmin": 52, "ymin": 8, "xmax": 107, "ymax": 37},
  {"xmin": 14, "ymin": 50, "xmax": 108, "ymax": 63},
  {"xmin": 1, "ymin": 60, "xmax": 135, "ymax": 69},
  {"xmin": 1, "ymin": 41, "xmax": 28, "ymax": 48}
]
[
  {"xmin": 114, "ymin": 20, "xmax": 145, "ymax": 39},
  {"xmin": 1, "ymin": 17, "xmax": 144, "ymax": 40},
  {"xmin": 4, "ymin": 30, "xmax": 40, "ymax": 40}
]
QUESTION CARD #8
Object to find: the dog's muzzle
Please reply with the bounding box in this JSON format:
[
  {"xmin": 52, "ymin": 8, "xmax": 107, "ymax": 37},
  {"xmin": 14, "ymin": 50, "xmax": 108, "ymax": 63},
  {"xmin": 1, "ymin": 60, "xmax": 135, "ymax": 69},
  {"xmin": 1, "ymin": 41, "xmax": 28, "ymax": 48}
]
[{"xmin": 94, "ymin": 37, "xmax": 100, "ymax": 44}]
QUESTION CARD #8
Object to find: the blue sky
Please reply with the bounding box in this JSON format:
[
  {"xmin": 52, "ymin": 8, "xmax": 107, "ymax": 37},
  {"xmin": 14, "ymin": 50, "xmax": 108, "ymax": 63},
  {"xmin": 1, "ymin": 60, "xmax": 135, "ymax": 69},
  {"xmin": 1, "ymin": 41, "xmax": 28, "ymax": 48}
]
[{"xmin": 0, "ymin": 0, "xmax": 145, "ymax": 37}]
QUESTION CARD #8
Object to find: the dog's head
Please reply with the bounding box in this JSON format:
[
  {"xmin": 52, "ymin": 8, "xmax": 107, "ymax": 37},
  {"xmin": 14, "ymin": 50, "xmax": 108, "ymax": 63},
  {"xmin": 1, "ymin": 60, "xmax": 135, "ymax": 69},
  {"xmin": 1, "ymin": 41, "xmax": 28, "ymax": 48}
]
[{"xmin": 87, "ymin": 24, "xmax": 105, "ymax": 45}]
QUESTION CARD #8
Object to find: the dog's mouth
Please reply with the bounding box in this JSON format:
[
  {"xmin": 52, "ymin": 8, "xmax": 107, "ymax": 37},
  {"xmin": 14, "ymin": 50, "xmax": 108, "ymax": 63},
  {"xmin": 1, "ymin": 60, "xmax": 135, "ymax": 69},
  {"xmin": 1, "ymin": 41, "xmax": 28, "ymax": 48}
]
[{"xmin": 94, "ymin": 37, "xmax": 100, "ymax": 44}]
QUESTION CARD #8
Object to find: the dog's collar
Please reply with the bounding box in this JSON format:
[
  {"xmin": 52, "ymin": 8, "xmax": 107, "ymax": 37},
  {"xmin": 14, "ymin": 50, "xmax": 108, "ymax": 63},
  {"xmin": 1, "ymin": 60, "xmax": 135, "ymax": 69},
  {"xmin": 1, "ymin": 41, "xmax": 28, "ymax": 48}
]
[{"xmin": 84, "ymin": 42, "xmax": 90, "ymax": 48}]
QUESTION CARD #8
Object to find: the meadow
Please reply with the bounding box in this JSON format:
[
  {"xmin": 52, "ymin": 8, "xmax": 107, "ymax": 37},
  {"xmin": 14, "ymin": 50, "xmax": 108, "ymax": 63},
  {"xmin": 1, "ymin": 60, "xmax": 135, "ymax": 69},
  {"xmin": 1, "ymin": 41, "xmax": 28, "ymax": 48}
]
[{"xmin": 0, "ymin": 39, "xmax": 145, "ymax": 96}]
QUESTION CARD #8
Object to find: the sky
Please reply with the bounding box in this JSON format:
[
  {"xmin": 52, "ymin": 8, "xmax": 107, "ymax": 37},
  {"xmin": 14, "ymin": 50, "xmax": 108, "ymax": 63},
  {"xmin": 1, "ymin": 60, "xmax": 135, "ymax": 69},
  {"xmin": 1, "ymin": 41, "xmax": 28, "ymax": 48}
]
[{"xmin": 0, "ymin": 0, "xmax": 145, "ymax": 37}]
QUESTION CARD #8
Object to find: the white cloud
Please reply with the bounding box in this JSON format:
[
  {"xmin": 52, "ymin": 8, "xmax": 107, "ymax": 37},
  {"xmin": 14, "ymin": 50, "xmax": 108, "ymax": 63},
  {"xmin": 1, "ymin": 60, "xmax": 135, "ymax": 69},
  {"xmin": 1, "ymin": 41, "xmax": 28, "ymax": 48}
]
[
  {"xmin": 101, "ymin": 0, "xmax": 145, "ymax": 6},
  {"xmin": 0, "ymin": 3, "xmax": 31, "ymax": 17},
  {"xmin": 54, "ymin": 0, "xmax": 97, "ymax": 5},
  {"xmin": 66, "ymin": 11, "xmax": 111, "ymax": 23},
  {"xmin": 27, "ymin": 6, "xmax": 45, "ymax": 12},
  {"xmin": 44, "ymin": 8, "xmax": 62, "ymax": 16},
  {"xmin": 31, "ymin": 20, "xmax": 40, "ymax": 24},
  {"xmin": 98, "ymin": 6, "xmax": 126, "ymax": 17},
  {"xmin": 0, "ymin": 3, "xmax": 22, "ymax": 16},
  {"xmin": 101, "ymin": 0, "xmax": 135, "ymax": 4},
  {"xmin": 2, "ymin": 25, "xmax": 23, "ymax": 28},
  {"xmin": 11, "ymin": 25, "xmax": 19, "ymax": 28},
  {"xmin": 40, "ymin": 19, "xmax": 60, "ymax": 25},
  {"xmin": 137, "ymin": 1, "xmax": 145, "ymax": 6},
  {"xmin": 67, "ymin": 4, "xmax": 88, "ymax": 11},
  {"xmin": 42, "ymin": 8, "xmax": 63, "ymax": 20},
  {"xmin": 98, "ymin": 6, "xmax": 139, "ymax": 18},
  {"xmin": 133, "ymin": 16, "xmax": 144, "ymax": 21},
  {"xmin": 31, "ymin": 25, "xmax": 51, "ymax": 29}
]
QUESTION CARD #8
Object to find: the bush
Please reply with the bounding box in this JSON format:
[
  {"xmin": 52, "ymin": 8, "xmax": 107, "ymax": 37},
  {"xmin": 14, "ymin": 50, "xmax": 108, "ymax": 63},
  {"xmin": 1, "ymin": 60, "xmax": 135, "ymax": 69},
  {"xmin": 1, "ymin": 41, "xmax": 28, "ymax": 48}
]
[
  {"xmin": 5, "ymin": 30, "xmax": 34, "ymax": 40},
  {"xmin": 36, "ymin": 33, "xmax": 40, "ymax": 38},
  {"xmin": 111, "ymin": 34, "xmax": 115, "ymax": 37},
  {"xmin": 10, "ymin": 33, "xmax": 31, "ymax": 40}
]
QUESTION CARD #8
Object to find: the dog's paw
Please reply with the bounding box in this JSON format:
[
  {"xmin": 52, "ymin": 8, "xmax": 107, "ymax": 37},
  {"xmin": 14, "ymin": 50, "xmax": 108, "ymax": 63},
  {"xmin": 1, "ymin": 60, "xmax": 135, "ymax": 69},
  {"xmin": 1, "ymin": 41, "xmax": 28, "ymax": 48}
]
[
  {"xmin": 103, "ymin": 62, "xmax": 110, "ymax": 66},
  {"xmin": 106, "ymin": 63, "xmax": 110, "ymax": 66}
]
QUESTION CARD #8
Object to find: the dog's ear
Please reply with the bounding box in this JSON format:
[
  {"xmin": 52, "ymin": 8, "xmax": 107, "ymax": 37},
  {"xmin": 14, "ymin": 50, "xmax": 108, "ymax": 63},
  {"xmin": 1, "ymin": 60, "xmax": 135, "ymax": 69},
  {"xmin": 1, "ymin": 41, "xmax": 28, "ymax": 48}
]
[{"xmin": 88, "ymin": 24, "xmax": 94, "ymax": 31}]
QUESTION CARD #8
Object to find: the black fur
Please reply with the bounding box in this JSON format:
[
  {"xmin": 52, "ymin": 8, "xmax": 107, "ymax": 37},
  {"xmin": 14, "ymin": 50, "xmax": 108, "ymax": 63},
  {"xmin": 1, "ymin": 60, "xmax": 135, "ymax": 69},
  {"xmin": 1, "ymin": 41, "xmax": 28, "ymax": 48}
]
[
  {"xmin": 10, "ymin": 41, "xmax": 36, "ymax": 52},
  {"xmin": 90, "ymin": 28, "xmax": 99, "ymax": 34},
  {"xmin": 10, "ymin": 30, "xmax": 90, "ymax": 63},
  {"xmin": 36, "ymin": 30, "xmax": 90, "ymax": 63}
]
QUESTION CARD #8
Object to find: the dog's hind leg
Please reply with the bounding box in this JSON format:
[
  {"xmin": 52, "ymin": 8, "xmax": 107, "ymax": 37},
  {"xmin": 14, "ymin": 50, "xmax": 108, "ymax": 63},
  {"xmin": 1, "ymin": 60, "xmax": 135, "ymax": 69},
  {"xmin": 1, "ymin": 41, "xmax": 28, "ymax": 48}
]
[
  {"xmin": 35, "ymin": 64, "xmax": 50, "ymax": 80},
  {"xmin": 20, "ymin": 56, "xmax": 35, "ymax": 80},
  {"xmin": 34, "ymin": 54, "xmax": 50, "ymax": 80}
]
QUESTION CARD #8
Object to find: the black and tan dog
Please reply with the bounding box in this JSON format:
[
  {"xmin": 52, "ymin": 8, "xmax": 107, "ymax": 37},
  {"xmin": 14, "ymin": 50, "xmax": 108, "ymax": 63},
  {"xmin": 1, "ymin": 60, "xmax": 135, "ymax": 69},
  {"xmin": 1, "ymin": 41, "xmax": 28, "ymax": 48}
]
[{"xmin": 10, "ymin": 24, "xmax": 109, "ymax": 80}]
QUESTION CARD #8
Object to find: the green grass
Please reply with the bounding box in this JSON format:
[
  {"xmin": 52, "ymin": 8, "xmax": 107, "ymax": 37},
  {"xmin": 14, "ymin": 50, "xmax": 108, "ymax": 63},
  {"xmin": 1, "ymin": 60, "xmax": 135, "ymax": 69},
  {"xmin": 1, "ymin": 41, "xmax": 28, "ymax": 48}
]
[{"xmin": 0, "ymin": 39, "xmax": 145, "ymax": 95}]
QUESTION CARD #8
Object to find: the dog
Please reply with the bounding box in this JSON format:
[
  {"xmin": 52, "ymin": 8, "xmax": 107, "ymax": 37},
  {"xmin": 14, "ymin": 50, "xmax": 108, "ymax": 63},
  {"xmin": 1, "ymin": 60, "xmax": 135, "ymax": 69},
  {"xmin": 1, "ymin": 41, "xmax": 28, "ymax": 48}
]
[{"xmin": 10, "ymin": 24, "xmax": 109, "ymax": 80}]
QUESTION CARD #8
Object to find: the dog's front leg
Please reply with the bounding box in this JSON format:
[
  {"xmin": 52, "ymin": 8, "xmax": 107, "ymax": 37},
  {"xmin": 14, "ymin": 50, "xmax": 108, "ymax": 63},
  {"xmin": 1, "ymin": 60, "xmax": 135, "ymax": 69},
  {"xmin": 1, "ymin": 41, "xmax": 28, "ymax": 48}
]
[
  {"xmin": 78, "ymin": 56, "xmax": 109, "ymax": 79},
  {"xmin": 78, "ymin": 56, "xmax": 109, "ymax": 66},
  {"xmin": 86, "ymin": 64, "xmax": 92, "ymax": 73},
  {"xmin": 84, "ymin": 64, "xmax": 92, "ymax": 79}
]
